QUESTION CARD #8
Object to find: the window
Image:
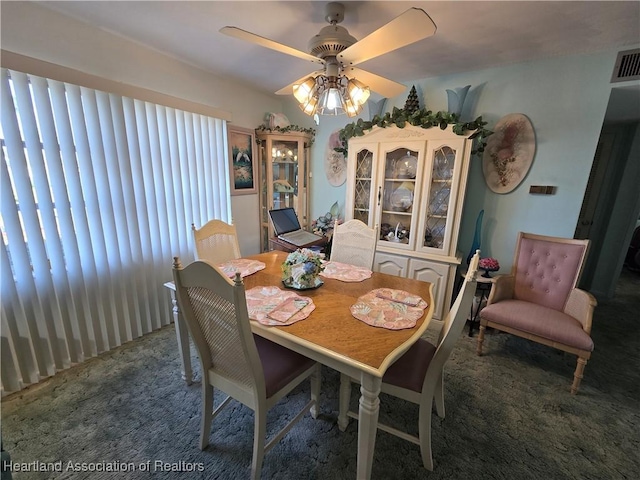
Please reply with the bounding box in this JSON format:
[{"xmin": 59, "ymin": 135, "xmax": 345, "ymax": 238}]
[{"xmin": 0, "ymin": 68, "xmax": 230, "ymax": 393}]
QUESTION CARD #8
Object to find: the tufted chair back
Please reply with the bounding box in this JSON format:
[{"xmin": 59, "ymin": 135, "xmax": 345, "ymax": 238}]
[{"xmin": 513, "ymin": 235, "xmax": 588, "ymax": 311}]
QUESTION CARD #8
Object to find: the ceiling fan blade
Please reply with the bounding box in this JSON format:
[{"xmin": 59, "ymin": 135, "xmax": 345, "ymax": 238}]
[
  {"xmin": 220, "ymin": 26, "xmax": 324, "ymax": 65},
  {"xmin": 343, "ymin": 67, "xmax": 407, "ymax": 98},
  {"xmin": 275, "ymin": 71, "xmax": 324, "ymax": 95},
  {"xmin": 338, "ymin": 8, "xmax": 437, "ymax": 66}
]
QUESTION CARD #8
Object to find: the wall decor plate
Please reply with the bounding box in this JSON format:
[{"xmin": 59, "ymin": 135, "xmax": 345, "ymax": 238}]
[
  {"xmin": 482, "ymin": 113, "xmax": 536, "ymax": 194},
  {"xmin": 325, "ymin": 129, "xmax": 347, "ymax": 186}
]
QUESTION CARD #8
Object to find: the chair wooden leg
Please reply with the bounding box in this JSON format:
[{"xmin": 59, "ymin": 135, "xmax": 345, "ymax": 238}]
[
  {"xmin": 418, "ymin": 386, "xmax": 435, "ymax": 471},
  {"xmin": 338, "ymin": 373, "xmax": 351, "ymax": 431},
  {"xmin": 252, "ymin": 410, "xmax": 267, "ymax": 480},
  {"xmin": 199, "ymin": 383, "xmax": 214, "ymax": 450},
  {"xmin": 434, "ymin": 374, "xmax": 445, "ymax": 419},
  {"xmin": 571, "ymin": 356, "xmax": 588, "ymax": 395},
  {"xmin": 310, "ymin": 364, "xmax": 321, "ymax": 419},
  {"xmin": 476, "ymin": 324, "xmax": 486, "ymax": 356}
]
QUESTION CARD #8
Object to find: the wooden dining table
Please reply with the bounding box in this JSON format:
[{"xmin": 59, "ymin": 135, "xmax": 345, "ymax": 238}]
[{"xmin": 165, "ymin": 251, "xmax": 434, "ymax": 480}]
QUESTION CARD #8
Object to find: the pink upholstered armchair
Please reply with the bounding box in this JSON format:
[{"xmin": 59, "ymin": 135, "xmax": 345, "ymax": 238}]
[{"xmin": 476, "ymin": 232, "xmax": 597, "ymax": 394}]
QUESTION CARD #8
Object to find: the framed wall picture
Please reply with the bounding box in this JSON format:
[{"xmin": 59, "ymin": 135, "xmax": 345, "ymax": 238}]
[{"xmin": 228, "ymin": 125, "xmax": 257, "ymax": 195}]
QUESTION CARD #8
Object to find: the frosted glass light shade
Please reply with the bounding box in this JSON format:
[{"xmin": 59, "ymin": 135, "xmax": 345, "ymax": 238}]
[
  {"xmin": 317, "ymin": 87, "xmax": 346, "ymax": 116},
  {"xmin": 347, "ymin": 78, "xmax": 370, "ymax": 106},
  {"xmin": 293, "ymin": 77, "xmax": 317, "ymax": 104}
]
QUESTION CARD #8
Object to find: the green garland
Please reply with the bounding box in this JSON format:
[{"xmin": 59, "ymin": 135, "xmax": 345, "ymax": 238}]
[
  {"xmin": 256, "ymin": 124, "xmax": 316, "ymax": 139},
  {"xmin": 335, "ymin": 107, "xmax": 493, "ymax": 156}
]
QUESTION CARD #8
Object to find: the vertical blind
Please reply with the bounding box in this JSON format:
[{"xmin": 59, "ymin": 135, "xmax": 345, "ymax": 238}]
[{"xmin": 0, "ymin": 68, "xmax": 231, "ymax": 394}]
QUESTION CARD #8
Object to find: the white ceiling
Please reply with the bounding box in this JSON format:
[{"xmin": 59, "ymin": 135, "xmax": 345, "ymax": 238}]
[{"xmin": 37, "ymin": 0, "xmax": 640, "ymax": 99}]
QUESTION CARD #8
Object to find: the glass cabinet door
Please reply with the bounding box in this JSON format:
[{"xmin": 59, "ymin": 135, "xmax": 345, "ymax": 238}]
[
  {"xmin": 271, "ymin": 140, "xmax": 299, "ymax": 211},
  {"xmin": 422, "ymin": 143, "xmax": 458, "ymax": 252},
  {"xmin": 257, "ymin": 131, "xmax": 313, "ymax": 252},
  {"xmin": 259, "ymin": 139, "xmax": 269, "ymax": 252},
  {"xmin": 378, "ymin": 147, "xmax": 420, "ymax": 248},
  {"xmin": 352, "ymin": 148, "xmax": 374, "ymax": 225}
]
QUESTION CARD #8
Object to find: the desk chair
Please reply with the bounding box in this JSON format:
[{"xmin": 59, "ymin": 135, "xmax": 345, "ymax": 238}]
[
  {"xmin": 338, "ymin": 251, "xmax": 480, "ymax": 471},
  {"xmin": 192, "ymin": 219, "xmax": 241, "ymax": 264},
  {"xmin": 477, "ymin": 232, "xmax": 596, "ymax": 394},
  {"xmin": 330, "ymin": 219, "xmax": 377, "ymax": 269},
  {"xmin": 172, "ymin": 258, "xmax": 321, "ymax": 480}
]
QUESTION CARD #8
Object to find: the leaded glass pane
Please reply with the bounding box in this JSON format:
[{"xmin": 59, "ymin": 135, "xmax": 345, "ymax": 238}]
[
  {"xmin": 424, "ymin": 145, "xmax": 456, "ymax": 249},
  {"xmin": 353, "ymin": 149, "xmax": 373, "ymax": 224}
]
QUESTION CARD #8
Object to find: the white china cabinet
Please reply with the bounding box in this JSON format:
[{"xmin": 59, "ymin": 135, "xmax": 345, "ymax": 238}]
[
  {"xmin": 256, "ymin": 130, "xmax": 314, "ymax": 252},
  {"xmin": 345, "ymin": 124, "xmax": 473, "ymax": 320}
]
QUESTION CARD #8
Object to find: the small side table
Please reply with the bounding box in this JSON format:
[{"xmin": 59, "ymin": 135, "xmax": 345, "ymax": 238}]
[{"xmin": 460, "ymin": 271, "xmax": 497, "ymax": 337}]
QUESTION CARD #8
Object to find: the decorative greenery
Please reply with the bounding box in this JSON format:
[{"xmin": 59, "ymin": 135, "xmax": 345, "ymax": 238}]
[
  {"xmin": 256, "ymin": 124, "xmax": 316, "ymax": 138},
  {"xmin": 335, "ymin": 107, "xmax": 493, "ymax": 156},
  {"xmin": 282, "ymin": 248, "xmax": 325, "ymax": 288},
  {"xmin": 311, "ymin": 201, "xmax": 342, "ymax": 238}
]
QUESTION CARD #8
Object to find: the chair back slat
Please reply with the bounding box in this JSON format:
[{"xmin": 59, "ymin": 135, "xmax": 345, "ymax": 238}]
[
  {"xmin": 330, "ymin": 219, "xmax": 377, "ymax": 269},
  {"xmin": 193, "ymin": 219, "xmax": 242, "ymax": 264}
]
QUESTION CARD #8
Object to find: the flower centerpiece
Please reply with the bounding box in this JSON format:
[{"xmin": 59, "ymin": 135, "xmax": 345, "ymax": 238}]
[
  {"xmin": 478, "ymin": 257, "xmax": 500, "ymax": 277},
  {"xmin": 282, "ymin": 248, "xmax": 325, "ymax": 290}
]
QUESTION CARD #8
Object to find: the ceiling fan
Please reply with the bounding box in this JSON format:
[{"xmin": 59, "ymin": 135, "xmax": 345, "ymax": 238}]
[{"xmin": 220, "ymin": 2, "xmax": 437, "ymax": 117}]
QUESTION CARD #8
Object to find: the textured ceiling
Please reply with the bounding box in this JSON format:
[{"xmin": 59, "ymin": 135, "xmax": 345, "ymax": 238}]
[{"xmin": 37, "ymin": 1, "xmax": 640, "ymax": 97}]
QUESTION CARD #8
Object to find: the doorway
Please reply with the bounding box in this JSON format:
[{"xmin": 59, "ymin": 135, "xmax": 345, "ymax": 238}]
[{"xmin": 576, "ymin": 84, "xmax": 640, "ymax": 300}]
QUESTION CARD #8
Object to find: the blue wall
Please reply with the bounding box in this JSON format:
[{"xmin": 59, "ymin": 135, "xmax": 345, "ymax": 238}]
[{"xmin": 285, "ymin": 47, "xmax": 639, "ymax": 273}]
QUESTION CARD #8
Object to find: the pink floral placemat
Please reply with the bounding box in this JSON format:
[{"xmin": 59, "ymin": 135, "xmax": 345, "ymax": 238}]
[
  {"xmin": 218, "ymin": 258, "xmax": 266, "ymax": 278},
  {"xmin": 245, "ymin": 286, "xmax": 315, "ymax": 326},
  {"xmin": 350, "ymin": 288, "xmax": 428, "ymax": 330},
  {"xmin": 319, "ymin": 261, "xmax": 373, "ymax": 282}
]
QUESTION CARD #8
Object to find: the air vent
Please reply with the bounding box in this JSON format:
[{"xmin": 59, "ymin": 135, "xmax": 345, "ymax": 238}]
[{"xmin": 611, "ymin": 48, "xmax": 640, "ymax": 83}]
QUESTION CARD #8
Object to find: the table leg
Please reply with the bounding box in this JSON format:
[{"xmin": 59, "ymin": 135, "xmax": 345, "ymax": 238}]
[
  {"xmin": 169, "ymin": 290, "xmax": 193, "ymax": 385},
  {"xmin": 357, "ymin": 373, "xmax": 381, "ymax": 480}
]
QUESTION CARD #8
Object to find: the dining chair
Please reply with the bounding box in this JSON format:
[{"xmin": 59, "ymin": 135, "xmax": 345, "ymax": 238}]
[
  {"xmin": 477, "ymin": 232, "xmax": 597, "ymax": 394},
  {"xmin": 172, "ymin": 257, "xmax": 321, "ymax": 480},
  {"xmin": 330, "ymin": 219, "xmax": 378, "ymax": 269},
  {"xmin": 192, "ymin": 219, "xmax": 241, "ymax": 264},
  {"xmin": 338, "ymin": 250, "xmax": 480, "ymax": 471}
]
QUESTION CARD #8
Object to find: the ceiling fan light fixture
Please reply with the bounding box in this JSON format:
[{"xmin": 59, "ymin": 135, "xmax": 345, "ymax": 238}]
[
  {"xmin": 342, "ymin": 95, "xmax": 362, "ymax": 118},
  {"xmin": 298, "ymin": 93, "xmax": 319, "ymax": 115},
  {"xmin": 346, "ymin": 78, "xmax": 370, "ymax": 106},
  {"xmin": 317, "ymin": 85, "xmax": 346, "ymax": 116},
  {"xmin": 293, "ymin": 76, "xmax": 317, "ymax": 104},
  {"xmin": 298, "ymin": 74, "xmax": 365, "ymax": 117}
]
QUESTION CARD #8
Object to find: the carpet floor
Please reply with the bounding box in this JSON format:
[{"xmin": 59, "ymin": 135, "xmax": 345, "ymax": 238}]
[{"xmin": 2, "ymin": 270, "xmax": 639, "ymax": 480}]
